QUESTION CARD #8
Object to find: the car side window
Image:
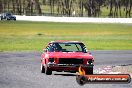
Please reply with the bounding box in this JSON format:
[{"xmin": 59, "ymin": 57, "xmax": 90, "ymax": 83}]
[{"xmin": 47, "ymin": 44, "xmax": 54, "ymax": 52}]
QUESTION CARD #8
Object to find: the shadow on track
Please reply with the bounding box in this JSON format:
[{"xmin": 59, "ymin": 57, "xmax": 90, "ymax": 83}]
[{"xmin": 54, "ymin": 73, "xmax": 77, "ymax": 76}]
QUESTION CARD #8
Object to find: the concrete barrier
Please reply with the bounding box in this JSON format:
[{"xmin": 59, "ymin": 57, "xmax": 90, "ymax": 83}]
[{"xmin": 15, "ymin": 15, "xmax": 132, "ymax": 23}]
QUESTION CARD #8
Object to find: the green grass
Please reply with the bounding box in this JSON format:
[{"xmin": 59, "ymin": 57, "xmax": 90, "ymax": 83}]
[{"xmin": 0, "ymin": 21, "xmax": 132, "ymax": 51}]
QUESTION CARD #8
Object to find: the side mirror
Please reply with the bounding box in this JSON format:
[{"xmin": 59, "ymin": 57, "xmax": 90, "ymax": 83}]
[
  {"xmin": 87, "ymin": 51, "xmax": 91, "ymax": 54},
  {"xmin": 43, "ymin": 49, "xmax": 47, "ymax": 52}
]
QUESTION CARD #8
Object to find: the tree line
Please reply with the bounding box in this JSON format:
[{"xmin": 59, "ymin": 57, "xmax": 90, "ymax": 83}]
[
  {"xmin": 0, "ymin": 0, "xmax": 42, "ymax": 15},
  {"xmin": 0, "ymin": 0, "xmax": 131, "ymax": 17}
]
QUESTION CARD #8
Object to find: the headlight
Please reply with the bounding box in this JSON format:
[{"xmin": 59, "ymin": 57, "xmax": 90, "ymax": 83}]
[{"xmin": 87, "ymin": 59, "xmax": 94, "ymax": 65}]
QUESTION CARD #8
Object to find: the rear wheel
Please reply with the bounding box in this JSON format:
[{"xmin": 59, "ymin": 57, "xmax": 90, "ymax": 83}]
[{"xmin": 45, "ymin": 66, "xmax": 52, "ymax": 75}]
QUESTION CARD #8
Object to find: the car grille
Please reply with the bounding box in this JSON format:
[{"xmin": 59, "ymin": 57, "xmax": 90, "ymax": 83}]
[{"xmin": 59, "ymin": 58, "xmax": 83, "ymax": 64}]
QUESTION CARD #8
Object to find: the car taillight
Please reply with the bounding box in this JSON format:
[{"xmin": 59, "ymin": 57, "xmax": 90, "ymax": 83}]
[
  {"xmin": 87, "ymin": 59, "xmax": 94, "ymax": 65},
  {"xmin": 49, "ymin": 58, "xmax": 54, "ymax": 63}
]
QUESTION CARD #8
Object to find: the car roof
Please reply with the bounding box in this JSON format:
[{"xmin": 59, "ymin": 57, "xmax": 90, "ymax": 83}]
[{"xmin": 49, "ymin": 40, "xmax": 83, "ymax": 43}]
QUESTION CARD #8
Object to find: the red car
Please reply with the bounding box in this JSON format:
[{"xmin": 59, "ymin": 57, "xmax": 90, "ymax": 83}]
[{"xmin": 41, "ymin": 41, "xmax": 94, "ymax": 75}]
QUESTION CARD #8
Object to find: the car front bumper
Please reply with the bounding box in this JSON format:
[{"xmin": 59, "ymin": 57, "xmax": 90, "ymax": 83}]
[{"xmin": 47, "ymin": 62, "xmax": 93, "ymax": 71}]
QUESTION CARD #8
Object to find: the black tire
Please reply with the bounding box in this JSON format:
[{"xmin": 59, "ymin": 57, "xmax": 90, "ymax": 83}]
[
  {"xmin": 41, "ymin": 64, "xmax": 45, "ymax": 73},
  {"xmin": 1, "ymin": 17, "xmax": 3, "ymax": 20},
  {"xmin": 45, "ymin": 66, "xmax": 52, "ymax": 75},
  {"xmin": 85, "ymin": 67, "xmax": 93, "ymax": 75},
  {"xmin": 6, "ymin": 18, "xmax": 10, "ymax": 20},
  {"xmin": 76, "ymin": 75, "xmax": 87, "ymax": 86}
]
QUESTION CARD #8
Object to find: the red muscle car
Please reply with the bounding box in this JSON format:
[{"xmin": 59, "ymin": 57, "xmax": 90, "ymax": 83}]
[{"xmin": 41, "ymin": 41, "xmax": 94, "ymax": 75}]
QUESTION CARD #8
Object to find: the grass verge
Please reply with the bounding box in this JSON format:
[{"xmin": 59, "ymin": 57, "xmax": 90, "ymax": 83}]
[{"xmin": 0, "ymin": 21, "xmax": 132, "ymax": 51}]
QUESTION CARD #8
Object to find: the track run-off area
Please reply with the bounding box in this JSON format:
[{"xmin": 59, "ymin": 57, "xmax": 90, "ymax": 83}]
[{"xmin": 0, "ymin": 50, "xmax": 132, "ymax": 88}]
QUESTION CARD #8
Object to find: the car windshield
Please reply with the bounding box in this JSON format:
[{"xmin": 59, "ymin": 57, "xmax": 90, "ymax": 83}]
[
  {"xmin": 6, "ymin": 13, "xmax": 11, "ymax": 16},
  {"xmin": 51, "ymin": 42, "xmax": 87, "ymax": 53}
]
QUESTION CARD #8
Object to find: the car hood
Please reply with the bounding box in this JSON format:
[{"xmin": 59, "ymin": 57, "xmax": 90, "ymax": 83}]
[
  {"xmin": 48, "ymin": 52, "xmax": 93, "ymax": 59},
  {"xmin": 11, "ymin": 15, "xmax": 16, "ymax": 18}
]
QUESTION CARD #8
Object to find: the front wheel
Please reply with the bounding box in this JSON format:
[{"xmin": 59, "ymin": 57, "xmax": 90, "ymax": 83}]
[
  {"xmin": 45, "ymin": 65, "xmax": 52, "ymax": 75},
  {"xmin": 76, "ymin": 75, "xmax": 87, "ymax": 86},
  {"xmin": 41, "ymin": 64, "xmax": 45, "ymax": 73}
]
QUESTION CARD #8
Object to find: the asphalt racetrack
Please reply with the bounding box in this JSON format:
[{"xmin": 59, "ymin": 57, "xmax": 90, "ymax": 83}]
[{"xmin": 0, "ymin": 50, "xmax": 132, "ymax": 88}]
